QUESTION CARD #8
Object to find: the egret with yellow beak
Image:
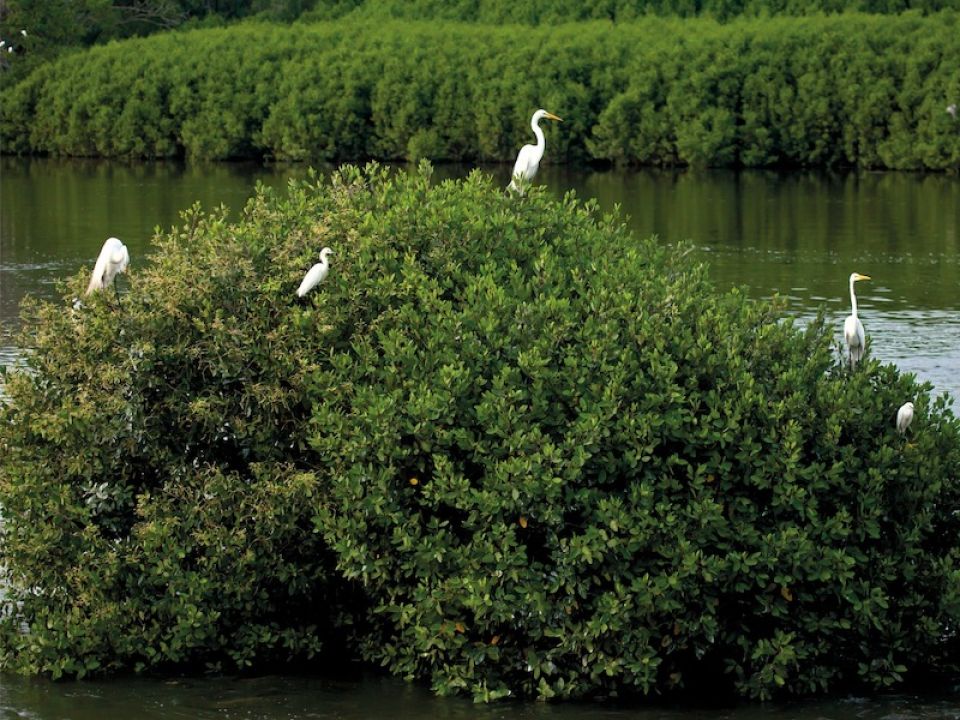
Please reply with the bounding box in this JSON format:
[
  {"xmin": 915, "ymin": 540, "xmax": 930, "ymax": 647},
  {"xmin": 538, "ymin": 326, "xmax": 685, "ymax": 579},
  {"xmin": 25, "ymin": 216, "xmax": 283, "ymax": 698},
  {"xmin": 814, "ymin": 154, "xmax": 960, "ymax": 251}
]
[
  {"xmin": 844, "ymin": 272, "xmax": 871, "ymax": 368},
  {"xmin": 508, "ymin": 109, "xmax": 563, "ymax": 194}
]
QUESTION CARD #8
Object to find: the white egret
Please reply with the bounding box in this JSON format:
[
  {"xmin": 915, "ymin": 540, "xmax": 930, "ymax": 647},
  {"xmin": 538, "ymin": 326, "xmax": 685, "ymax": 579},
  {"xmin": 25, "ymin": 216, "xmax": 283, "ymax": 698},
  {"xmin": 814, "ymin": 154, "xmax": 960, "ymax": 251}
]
[
  {"xmin": 897, "ymin": 401, "xmax": 914, "ymax": 435},
  {"xmin": 843, "ymin": 272, "xmax": 871, "ymax": 368},
  {"xmin": 86, "ymin": 237, "xmax": 130, "ymax": 297},
  {"xmin": 508, "ymin": 109, "xmax": 563, "ymax": 194},
  {"xmin": 296, "ymin": 247, "xmax": 333, "ymax": 297},
  {"xmin": 949, "ymin": 103, "xmax": 958, "ymax": 118}
]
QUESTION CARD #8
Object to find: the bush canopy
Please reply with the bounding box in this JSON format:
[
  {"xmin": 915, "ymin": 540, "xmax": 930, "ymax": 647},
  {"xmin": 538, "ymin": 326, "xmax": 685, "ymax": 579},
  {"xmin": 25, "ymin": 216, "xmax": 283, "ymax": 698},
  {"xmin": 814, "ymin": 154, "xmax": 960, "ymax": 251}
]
[
  {"xmin": 4, "ymin": 14, "xmax": 960, "ymax": 169},
  {"xmin": 2, "ymin": 165, "xmax": 960, "ymax": 700}
]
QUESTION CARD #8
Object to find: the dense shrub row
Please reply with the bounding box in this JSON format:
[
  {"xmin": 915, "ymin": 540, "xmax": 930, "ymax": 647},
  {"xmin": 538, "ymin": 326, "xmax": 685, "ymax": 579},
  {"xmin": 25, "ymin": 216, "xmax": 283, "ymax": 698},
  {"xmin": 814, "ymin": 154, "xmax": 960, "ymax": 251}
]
[
  {"xmin": 2, "ymin": 166, "xmax": 960, "ymax": 700},
  {"xmin": 330, "ymin": 0, "xmax": 960, "ymax": 23},
  {"xmin": 3, "ymin": 0, "xmax": 953, "ymax": 92},
  {"xmin": 3, "ymin": 14, "xmax": 960, "ymax": 169}
]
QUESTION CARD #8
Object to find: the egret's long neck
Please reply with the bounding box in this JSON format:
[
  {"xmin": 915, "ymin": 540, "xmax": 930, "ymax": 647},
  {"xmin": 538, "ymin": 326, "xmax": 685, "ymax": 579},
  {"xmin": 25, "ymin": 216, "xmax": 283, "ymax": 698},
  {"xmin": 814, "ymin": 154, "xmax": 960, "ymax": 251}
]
[
  {"xmin": 849, "ymin": 277, "xmax": 858, "ymax": 317},
  {"xmin": 531, "ymin": 116, "xmax": 546, "ymax": 153}
]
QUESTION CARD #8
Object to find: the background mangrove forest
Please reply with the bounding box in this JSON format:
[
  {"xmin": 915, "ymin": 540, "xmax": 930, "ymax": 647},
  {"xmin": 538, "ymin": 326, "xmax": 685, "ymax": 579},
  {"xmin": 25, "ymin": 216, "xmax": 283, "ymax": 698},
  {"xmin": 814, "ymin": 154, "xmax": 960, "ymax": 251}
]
[{"xmin": 2, "ymin": 1, "xmax": 960, "ymax": 169}]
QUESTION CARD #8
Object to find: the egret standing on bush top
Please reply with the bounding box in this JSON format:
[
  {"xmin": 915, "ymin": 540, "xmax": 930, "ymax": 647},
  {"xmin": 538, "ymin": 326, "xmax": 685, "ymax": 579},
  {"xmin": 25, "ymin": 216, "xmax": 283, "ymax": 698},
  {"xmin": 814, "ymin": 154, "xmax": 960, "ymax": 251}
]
[
  {"xmin": 508, "ymin": 109, "xmax": 563, "ymax": 194},
  {"xmin": 85, "ymin": 237, "xmax": 130, "ymax": 298},
  {"xmin": 897, "ymin": 402, "xmax": 915, "ymax": 434},
  {"xmin": 297, "ymin": 247, "xmax": 333, "ymax": 297},
  {"xmin": 844, "ymin": 272, "xmax": 871, "ymax": 368}
]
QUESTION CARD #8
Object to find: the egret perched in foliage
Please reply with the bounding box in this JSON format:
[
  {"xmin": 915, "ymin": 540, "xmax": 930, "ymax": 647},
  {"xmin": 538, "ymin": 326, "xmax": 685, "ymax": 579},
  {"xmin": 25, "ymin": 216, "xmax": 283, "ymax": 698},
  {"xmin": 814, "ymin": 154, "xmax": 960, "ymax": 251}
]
[
  {"xmin": 843, "ymin": 272, "xmax": 871, "ymax": 368},
  {"xmin": 297, "ymin": 247, "xmax": 333, "ymax": 297},
  {"xmin": 86, "ymin": 237, "xmax": 130, "ymax": 297},
  {"xmin": 897, "ymin": 401, "xmax": 915, "ymax": 435},
  {"xmin": 508, "ymin": 109, "xmax": 563, "ymax": 194}
]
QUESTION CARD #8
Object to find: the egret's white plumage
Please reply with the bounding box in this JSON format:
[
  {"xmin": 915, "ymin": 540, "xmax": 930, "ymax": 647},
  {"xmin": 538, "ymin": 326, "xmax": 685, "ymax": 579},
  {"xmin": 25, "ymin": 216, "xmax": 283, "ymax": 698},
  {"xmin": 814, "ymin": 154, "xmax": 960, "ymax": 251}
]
[
  {"xmin": 86, "ymin": 237, "xmax": 130, "ymax": 295},
  {"xmin": 508, "ymin": 109, "xmax": 563, "ymax": 194},
  {"xmin": 297, "ymin": 247, "xmax": 333, "ymax": 297},
  {"xmin": 843, "ymin": 272, "xmax": 870, "ymax": 368},
  {"xmin": 897, "ymin": 402, "xmax": 915, "ymax": 435}
]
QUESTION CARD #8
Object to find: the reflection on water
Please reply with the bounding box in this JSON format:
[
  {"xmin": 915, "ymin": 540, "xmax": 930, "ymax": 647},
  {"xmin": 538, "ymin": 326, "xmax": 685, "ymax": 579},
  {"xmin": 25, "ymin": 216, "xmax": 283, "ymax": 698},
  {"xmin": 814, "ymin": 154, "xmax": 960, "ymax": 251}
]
[
  {"xmin": 558, "ymin": 166, "xmax": 960, "ymax": 402},
  {"xmin": 3, "ymin": 670, "xmax": 960, "ymax": 720},
  {"xmin": 0, "ymin": 158, "xmax": 310, "ymax": 346}
]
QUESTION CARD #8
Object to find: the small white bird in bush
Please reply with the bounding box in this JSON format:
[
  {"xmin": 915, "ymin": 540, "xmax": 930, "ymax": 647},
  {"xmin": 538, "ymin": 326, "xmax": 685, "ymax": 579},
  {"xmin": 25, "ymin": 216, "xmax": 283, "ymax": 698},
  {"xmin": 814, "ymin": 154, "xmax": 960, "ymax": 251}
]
[
  {"xmin": 86, "ymin": 237, "xmax": 130, "ymax": 297},
  {"xmin": 843, "ymin": 272, "xmax": 870, "ymax": 368},
  {"xmin": 949, "ymin": 103, "xmax": 958, "ymax": 118},
  {"xmin": 297, "ymin": 247, "xmax": 333, "ymax": 297},
  {"xmin": 897, "ymin": 401, "xmax": 914, "ymax": 435},
  {"xmin": 508, "ymin": 109, "xmax": 563, "ymax": 195}
]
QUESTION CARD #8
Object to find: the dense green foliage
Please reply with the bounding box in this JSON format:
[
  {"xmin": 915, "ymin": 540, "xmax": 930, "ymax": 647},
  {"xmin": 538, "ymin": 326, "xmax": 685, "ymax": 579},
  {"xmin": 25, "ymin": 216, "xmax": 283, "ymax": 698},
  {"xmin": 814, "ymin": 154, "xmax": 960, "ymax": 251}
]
[
  {"xmin": 2, "ymin": 166, "xmax": 960, "ymax": 700},
  {"xmin": 0, "ymin": 179, "xmax": 354, "ymax": 677},
  {"xmin": 3, "ymin": 0, "xmax": 954, "ymax": 88},
  {"xmin": 1, "ymin": 0, "xmax": 311, "ymax": 48},
  {"xmin": 316, "ymin": 0, "xmax": 960, "ymax": 23},
  {"xmin": 4, "ymin": 14, "xmax": 960, "ymax": 169},
  {"xmin": 0, "ymin": 0, "xmax": 300, "ymax": 87},
  {"xmin": 5, "ymin": 0, "xmax": 957, "ymax": 58}
]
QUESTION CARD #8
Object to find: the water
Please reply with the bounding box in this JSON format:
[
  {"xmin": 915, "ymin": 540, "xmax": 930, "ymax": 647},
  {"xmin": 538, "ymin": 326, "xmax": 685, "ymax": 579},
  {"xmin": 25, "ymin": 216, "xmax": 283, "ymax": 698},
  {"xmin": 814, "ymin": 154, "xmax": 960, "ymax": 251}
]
[
  {"xmin": 0, "ymin": 158, "xmax": 310, "ymax": 373},
  {"xmin": 3, "ymin": 670, "xmax": 960, "ymax": 720},
  {"xmin": 569, "ymin": 168, "xmax": 960, "ymax": 399},
  {"xmin": 3, "ymin": 157, "xmax": 960, "ymax": 718},
  {"xmin": 3, "ymin": 159, "xmax": 959, "ymax": 399}
]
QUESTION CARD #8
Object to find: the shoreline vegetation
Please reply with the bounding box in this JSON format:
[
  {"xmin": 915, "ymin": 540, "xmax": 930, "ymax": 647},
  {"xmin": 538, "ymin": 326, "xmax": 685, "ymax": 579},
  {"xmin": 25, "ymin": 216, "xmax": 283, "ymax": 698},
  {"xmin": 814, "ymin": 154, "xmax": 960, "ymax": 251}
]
[{"xmin": 1, "ymin": 12, "xmax": 960, "ymax": 169}]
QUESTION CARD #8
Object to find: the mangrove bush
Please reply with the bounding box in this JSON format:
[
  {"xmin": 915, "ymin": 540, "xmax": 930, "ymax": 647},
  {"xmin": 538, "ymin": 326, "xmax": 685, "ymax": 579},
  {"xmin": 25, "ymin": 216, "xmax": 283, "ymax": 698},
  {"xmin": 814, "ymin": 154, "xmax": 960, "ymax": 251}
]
[{"xmin": 2, "ymin": 165, "xmax": 960, "ymax": 699}]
